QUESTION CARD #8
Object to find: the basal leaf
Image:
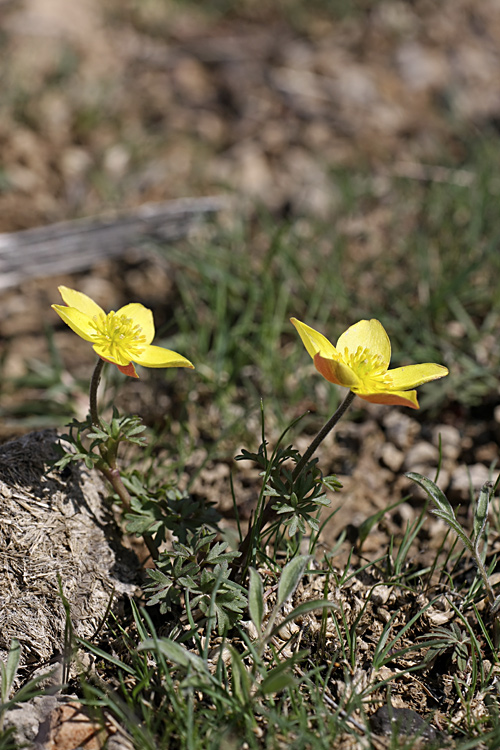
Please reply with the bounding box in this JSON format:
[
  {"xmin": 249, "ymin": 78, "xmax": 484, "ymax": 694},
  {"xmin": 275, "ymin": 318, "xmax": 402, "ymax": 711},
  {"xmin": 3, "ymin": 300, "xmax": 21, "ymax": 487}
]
[{"xmin": 277, "ymin": 555, "xmax": 310, "ymax": 607}]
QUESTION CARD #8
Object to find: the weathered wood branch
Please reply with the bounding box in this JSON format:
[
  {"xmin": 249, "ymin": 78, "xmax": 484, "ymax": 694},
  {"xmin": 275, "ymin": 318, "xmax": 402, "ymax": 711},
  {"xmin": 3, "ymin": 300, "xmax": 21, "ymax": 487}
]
[{"xmin": 0, "ymin": 196, "xmax": 228, "ymax": 290}]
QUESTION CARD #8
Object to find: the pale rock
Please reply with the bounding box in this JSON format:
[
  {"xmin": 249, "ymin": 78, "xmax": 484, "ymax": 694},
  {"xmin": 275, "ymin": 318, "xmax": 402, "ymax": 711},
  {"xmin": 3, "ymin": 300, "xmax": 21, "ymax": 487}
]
[
  {"xmin": 233, "ymin": 142, "xmax": 273, "ymax": 197},
  {"xmin": 404, "ymin": 441, "xmax": 440, "ymax": 470},
  {"xmin": 427, "ymin": 604, "xmax": 454, "ymax": 626},
  {"xmin": 371, "ymin": 585, "xmax": 392, "ymax": 606},
  {"xmin": 103, "ymin": 144, "xmax": 130, "ymax": 178},
  {"xmin": 396, "ymin": 42, "xmax": 449, "ymax": 91},
  {"xmin": 432, "ymin": 424, "xmax": 462, "ymax": 461},
  {"xmin": 61, "ymin": 147, "xmax": 92, "ymax": 178},
  {"xmin": 449, "ymin": 463, "xmax": 492, "ymax": 502},
  {"xmin": 380, "ymin": 442, "xmax": 405, "ymax": 472},
  {"xmin": 395, "ymin": 502, "xmax": 416, "ymax": 525},
  {"xmin": 382, "ymin": 411, "xmax": 420, "ymax": 450},
  {"xmin": 475, "ymin": 442, "xmax": 499, "ymax": 463}
]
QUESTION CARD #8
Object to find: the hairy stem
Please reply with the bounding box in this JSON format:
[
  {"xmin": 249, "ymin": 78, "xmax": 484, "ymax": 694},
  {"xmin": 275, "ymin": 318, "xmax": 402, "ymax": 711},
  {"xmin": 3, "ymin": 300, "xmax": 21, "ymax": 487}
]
[
  {"xmin": 90, "ymin": 358, "xmax": 106, "ymax": 427},
  {"xmin": 235, "ymin": 503, "xmax": 279, "ymax": 581},
  {"xmin": 99, "ymin": 463, "xmax": 159, "ymax": 562},
  {"xmin": 474, "ymin": 552, "xmax": 496, "ymax": 607},
  {"xmin": 235, "ymin": 392, "xmax": 355, "ymax": 580},
  {"xmin": 292, "ymin": 390, "xmax": 356, "ymax": 481},
  {"xmin": 472, "ymin": 549, "xmax": 500, "ymax": 647},
  {"xmin": 89, "ymin": 357, "xmax": 158, "ymax": 564}
]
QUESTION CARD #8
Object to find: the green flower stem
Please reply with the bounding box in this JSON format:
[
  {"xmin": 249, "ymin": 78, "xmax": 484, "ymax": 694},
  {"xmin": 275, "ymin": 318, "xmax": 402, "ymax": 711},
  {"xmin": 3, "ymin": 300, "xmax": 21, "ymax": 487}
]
[
  {"xmin": 234, "ymin": 391, "xmax": 355, "ymax": 580},
  {"xmin": 90, "ymin": 358, "xmax": 106, "ymax": 427},
  {"xmin": 472, "ymin": 525, "xmax": 500, "ymax": 645},
  {"xmin": 292, "ymin": 390, "xmax": 356, "ymax": 481},
  {"xmin": 88, "ymin": 357, "xmax": 159, "ymax": 564},
  {"xmin": 473, "ymin": 552, "xmax": 496, "ymax": 607},
  {"xmin": 468, "ymin": 548, "xmax": 499, "ymax": 646},
  {"xmin": 235, "ymin": 503, "xmax": 279, "ymax": 581}
]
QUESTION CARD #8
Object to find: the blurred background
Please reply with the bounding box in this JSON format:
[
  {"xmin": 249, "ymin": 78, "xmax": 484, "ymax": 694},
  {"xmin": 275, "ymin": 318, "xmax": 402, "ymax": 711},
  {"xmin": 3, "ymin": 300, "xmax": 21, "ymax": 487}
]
[{"xmin": 1, "ymin": 0, "xmax": 499, "ymax": 503}]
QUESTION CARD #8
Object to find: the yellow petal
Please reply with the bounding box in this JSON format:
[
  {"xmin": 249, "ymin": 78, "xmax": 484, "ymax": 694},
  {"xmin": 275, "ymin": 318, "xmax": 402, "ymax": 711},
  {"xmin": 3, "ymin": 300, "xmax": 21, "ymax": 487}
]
[
  {"xmin": 314, "ymin": 353, "xmax": 360, "ymax": 388},
  {"xmin": 290, "ymin": 318, "xmax": 338, "ymax": 359},
  {"xmin": 386, "ymin": 363, "xmax": 449, "ymax": 389},
  {"xmin": 52, "ymin": 305, "xmax": 97, "ymax": 342},
  {"xmin": 92, "ymin": 342, "xmax": 131, "ymax": 366},
  {"xmin": 116, "ymin": 303, "xmax": 155, "ymax": 344},
  {"xmin": 356, "ymin": 389, "xmax": 420, "ymax": 409},
  {"xmin": 336, "ymin": 319, "xmax": 391, "ymax": 368},
  {"xmin": 134, "ymin": 344, "xmax": 194, "ymax": 369},
  {"xmin": 57, "ymin": 286, "xmax": 104, "ymax": 318}
]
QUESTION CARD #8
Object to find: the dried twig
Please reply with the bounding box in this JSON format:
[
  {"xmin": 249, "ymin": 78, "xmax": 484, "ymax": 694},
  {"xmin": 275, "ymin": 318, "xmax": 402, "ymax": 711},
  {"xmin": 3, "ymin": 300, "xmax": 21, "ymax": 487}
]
[{"xmin": 0, "ymin": 196, "xmax": 228, "ymax": 290}]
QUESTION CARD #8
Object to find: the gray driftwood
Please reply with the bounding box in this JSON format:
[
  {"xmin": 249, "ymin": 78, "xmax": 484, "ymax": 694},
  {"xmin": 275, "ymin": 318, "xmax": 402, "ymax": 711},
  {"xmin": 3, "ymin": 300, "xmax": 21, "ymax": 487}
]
[{"xmin": 0, "ymin": 196, "xmax": 227, "ymax": 290}]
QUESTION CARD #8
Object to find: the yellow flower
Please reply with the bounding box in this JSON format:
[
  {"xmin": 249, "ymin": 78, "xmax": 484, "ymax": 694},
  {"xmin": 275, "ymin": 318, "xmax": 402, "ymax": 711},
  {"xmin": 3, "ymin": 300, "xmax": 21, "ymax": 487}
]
[
  {"xmin": 291, "ymin": 317, "xmax": 448, "ymax": 409},
  {"xmin": 52, "ymin": 286, "xmax": 194, "ymax": 378}
]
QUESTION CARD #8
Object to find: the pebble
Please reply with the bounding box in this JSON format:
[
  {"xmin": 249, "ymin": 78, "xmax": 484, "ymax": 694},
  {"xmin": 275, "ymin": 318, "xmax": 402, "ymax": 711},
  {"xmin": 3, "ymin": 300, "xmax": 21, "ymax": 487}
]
[
  {"xmin": 475, "ymin": 442, "xmax": 498, "ymax": 463},
  {"xmin": 369, "ymin": 706, "xmax": 438, "ymax": 740},
  {"xmin": 382, "ymin": 412, "xmax": 420, "ymax": 450},
  {"xmin": 431, "ymin": 424, "xmax": 462, "ymax": 461},
  {"xmin": 449, "ymin": 463, "xmax": 492, "ymax": 502},
  {"xmin": 371, "ymin": 585, "xmax": 393, "ymax": 605},
  {"xmin": 380, "ymin": 442, "xmax": 405, "ymax": 472},
  {"xmin": 404, "ymin": 441, "xmax": 440, "ymax": 470}
]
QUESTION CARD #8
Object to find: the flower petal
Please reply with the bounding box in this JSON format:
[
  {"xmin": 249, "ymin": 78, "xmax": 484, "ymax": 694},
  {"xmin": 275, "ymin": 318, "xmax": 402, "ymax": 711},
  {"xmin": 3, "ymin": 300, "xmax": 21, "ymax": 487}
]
[
  {"xmin": 356, "ymin": 389, "xmax": 420, "ymax": 409},
  {"xmin": 290, "ymin": 318, "xmax": 339, "ymax": 359},
  {"xmin": 116, "ymin": 303, "xmax": 155, "ymax": 344},
  {"xmin": 134, "ymin": 344, "xmax": 194, "ymax": 369},
  {"xmin": 52, "ymin": 305, "xmax": 97, "ymax": 342},
  {"xmin": 336, "ymin": 319, "xmax": 391, "ymax": 368},
  {"xmin": 92, "ymin": 343, "xmax": 131, "ymax": 367},
  {"xmin": 116, "ymin": 362, "xmax": 139, "ymax": 378},
  {"xmin": 99, "ymin": 357, "xmax": 139, "ymax": 378},
  {"xmin": 314, "ymin": 353, "xmax": 360, "ymax": 387},
  {"xmin": 57, "ymin": 286, "xmax": 104, "ymax": 318},
  {"xmin": 386, "ymin": 363, "xmax": 449, "ymax": 389}
]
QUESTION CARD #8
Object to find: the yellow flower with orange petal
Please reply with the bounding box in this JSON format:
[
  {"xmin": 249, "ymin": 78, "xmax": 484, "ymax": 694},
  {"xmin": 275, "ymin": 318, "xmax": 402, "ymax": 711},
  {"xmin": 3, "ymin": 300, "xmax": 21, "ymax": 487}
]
[
  {"xmin": 52, "ymin": 286, "xmax": 194, "ymax": 378},
  {"xmin": 291, "ymin": 317, "xmax": 448, "ymax": 409}
]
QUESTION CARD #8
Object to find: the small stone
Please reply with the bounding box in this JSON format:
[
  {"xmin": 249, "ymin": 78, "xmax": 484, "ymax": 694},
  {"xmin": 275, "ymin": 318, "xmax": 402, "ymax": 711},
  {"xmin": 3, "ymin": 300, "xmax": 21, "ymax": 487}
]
[
  {"xmin": 432, "ymin": 424, "xmax": 462, "ymax": 461},
  {"xmin": 427, "ymin": 607, "xmax": 454, "ymax": 626},
  {"xmin": 449, "ymin": 463, "xmax": 492, "ymax": 502},
  {"xmin": 404, "ymin": 441, "xmax": 440, "ymax": 470},
  {"xmin": 371, "ymin": 585, "xmax": 392, "ymax": 605},
  {"xmin": 4, "ymin": 702, "xmax": 42, "ymax": 745},
  {"xmin": 395, "ymin": 502, "xmax": 416, "ymax": 525},
  {"xmin": 103, "ymin": 144, "xmax": 130, "ymax": 178},
  {"xmin": 370, "ymin": 706, "xmax": 437, "ymax": 740},
  {"xmin": 382, "ymin": 411, "xmax": 420, "ymax": 450},
  {"xmin": 380, "ymin": 442, "xmax": 405, "ymax": 472},
  {"xmin": 36, "ymin": 701, "xmax": 114, "ymax": 749},
  {"xmin": 376, "ymin": 607, "xmax": 391, "ymax": 624},
  {"xmin": 61, "ymin": 146, "xmax": 92, "ymax": 178},
  {"xmin": 475, "ymin": 442, "xmax": 499, "ymax": 463}
]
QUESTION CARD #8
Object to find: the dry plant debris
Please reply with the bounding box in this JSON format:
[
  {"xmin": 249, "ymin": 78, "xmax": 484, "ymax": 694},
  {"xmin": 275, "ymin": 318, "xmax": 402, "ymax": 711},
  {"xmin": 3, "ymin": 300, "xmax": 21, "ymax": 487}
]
[{"xmin": 0, "ymin": 430, "xmax": 138, "ymax": 673}]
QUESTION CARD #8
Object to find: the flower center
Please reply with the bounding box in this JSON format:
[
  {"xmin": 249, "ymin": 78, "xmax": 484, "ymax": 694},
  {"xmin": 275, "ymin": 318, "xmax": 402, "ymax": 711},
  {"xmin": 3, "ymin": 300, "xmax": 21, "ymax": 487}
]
[
  {"xmin": 341, "ymin": 346, "xmax": 387, "ymax": 388},
  {"xmin": 90, "ymin": 312, "xmax": 147, "ymax": 362}
]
